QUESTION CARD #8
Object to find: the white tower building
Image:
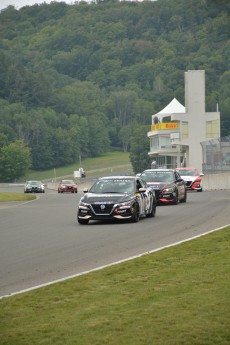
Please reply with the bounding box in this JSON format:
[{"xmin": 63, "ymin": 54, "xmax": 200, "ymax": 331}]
[{"xmin": 147, "ymin": 70, "xmax": 220, "ymax": 173}]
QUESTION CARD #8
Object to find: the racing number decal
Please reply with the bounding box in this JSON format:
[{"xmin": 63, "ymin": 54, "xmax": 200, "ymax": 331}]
[
  {"xmin": 145, "ymin": 191, "xmax": 151, "ymax": 212},
  {"xmin": 138, "ymin": 193, "xmax": 144, "ymax": 215}
]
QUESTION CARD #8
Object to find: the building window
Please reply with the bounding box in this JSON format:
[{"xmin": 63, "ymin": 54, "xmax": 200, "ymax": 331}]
[
  {"xmin": 160, "ymin": 135, "xmax": 171, "ymax": 148},
  {"xmin": 206, "ymin": 120, "xmax": 220, "ymax": 138},
  {"xmin": 150, "ymin": 136, "xmax": 159, "ymax": 151},
  {"xmin": 182, "ymin": 121, "xmax": 188, "ymax": 139}
]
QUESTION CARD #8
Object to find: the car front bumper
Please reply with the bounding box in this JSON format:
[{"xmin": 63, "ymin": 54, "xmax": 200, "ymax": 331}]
[{"xmin": 78, "ymin": 204, "xmax": 134, "ymax": 221}]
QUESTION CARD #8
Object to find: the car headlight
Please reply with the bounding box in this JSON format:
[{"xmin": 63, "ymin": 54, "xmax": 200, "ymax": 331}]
[
  {"xmin": 79, "ymin": 200, "xmax": 89, "ymax": 207},
  {"xmin": 119, "ymin": 200, "xmax": 133, "ymax": 209},
  {"xmin": 162, "ymin": 187, "xmax": 174, "ymax": 193},
  {"xmin": 194, "ymin": 177, "xmax": 202, "ymax": 183}
]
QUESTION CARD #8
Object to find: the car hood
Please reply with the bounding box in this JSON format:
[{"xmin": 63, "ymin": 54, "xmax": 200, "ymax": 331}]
[
  {"xmin": 81, "ymin": 192, "xmax": 133, "ymax": 204},
  {"xmin": 146, "ymin": 182, "xmax": 173, "ymax": 190},
  {"xmin": 180, "ymin": 175, "xmax": 198, "ymax": 182}
]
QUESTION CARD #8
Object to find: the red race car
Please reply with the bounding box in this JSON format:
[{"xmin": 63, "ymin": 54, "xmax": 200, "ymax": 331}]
[
  {"xmin": 58, "ymin": 180, "xmax": 78, "ymax": 193},
  {"xmin": 176, "ymin": 168, "xmax": 204, "ymax": 192}
]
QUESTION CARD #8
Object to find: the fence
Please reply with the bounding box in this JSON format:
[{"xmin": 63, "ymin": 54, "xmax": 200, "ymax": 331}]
[{"xmin": 201, "ymin": 135, "xmax": 230, "ymax": 174}]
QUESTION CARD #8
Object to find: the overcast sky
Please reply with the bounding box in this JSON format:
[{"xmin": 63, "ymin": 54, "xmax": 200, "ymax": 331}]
[{"xmin": 0, "ymin": 0, "xmax": 76, "ymax": 11}]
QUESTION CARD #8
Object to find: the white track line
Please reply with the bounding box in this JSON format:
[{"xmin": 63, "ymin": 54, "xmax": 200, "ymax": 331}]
[{"xmin": 1, "ymin": 224, "xmax": 229, "ymax": 299}]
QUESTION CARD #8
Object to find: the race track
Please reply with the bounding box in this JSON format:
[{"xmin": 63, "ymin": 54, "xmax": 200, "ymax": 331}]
[{"xmin": 0, "ymin": 186, "xmax": 230, "ymax": 297}]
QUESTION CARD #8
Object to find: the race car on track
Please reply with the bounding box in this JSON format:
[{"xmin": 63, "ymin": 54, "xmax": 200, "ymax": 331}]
[
  {"xmin": 139, "ymin": 169, "xmax": 187, "ymax": 205},
  {"xmin": 77, "ymin": 176, "xmax": 156, "ymax": 224},
  {"xmin": 176, "ymin": 167, "xmax": 204, "ymax": 192},
  {"xmin": 57, "ymin": 180, "xmax": 78, "ymax": 193},
  {"xmin": 24, "ymin": 181, "xmax": 45, "ymax": 193}
]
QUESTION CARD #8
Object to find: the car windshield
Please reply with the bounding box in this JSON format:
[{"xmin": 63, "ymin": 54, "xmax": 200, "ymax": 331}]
[
  {"xmin": 140, "ymin": 171, "xmax": 174, "ymax": 183},
  {"xmin": 177, "ymin": 169, "xmax": 199, "ymax": 176},
  {"xmin": 62, "ymin": 181, "xmax": 75, "ymax": 185},
  {"xmin": 29, "ymin": 181, "xmax": 41, "ymax": 185},
  {"xmin": 89, "ymin": 179, "xmax": 134, "ymax": 194}
]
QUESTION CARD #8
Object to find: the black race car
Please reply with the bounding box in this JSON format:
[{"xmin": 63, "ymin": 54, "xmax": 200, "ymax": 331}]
[
  {"xmin": 77, "ymin": 176, "xmax": 156, "ymax": 224},
  {"xmin": 139, "ymin": 169, "xmax": 187, "ymax": 205}
]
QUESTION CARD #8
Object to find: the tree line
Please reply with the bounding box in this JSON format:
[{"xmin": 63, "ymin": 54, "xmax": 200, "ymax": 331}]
[{"xmin": 0, "ymin": 0, "xmax": 229, "ymax": 180}]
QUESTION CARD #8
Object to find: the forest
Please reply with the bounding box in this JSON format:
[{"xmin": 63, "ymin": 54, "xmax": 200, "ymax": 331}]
[{"xmin": 0, "ymin": 0, "xmax": 229, "ymax": 180}]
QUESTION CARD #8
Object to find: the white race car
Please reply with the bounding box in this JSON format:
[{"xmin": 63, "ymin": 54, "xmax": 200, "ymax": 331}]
[{"xmin": 176, "ymin": 168, "xmax": 204, "ymax": 192}]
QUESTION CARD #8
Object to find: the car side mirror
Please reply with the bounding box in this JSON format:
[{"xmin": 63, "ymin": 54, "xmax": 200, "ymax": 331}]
[
  {"xmin": 138, "ymin": 187, "xmax": 146, "ymax": 193},
  {"xmin": 177, "ymin": 178, "xmax": 183, "ymax": 182}
]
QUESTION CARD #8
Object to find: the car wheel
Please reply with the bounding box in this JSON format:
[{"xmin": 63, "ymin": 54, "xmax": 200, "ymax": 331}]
[
  {"xmin": 146, "ymin": 200, "xmax": 156, "ymax": 218},
  {"xmin": 180, "ymin": 190, "xmax": 187, "ymax": 203},
  {"xmin": 173, "ymin": 192, "xmax": 179, "ymax": 205},
  {"xmin": 130, "ymin": 204, "xmax": 140, "ymax": 223},
  {"xmin": 197, "ymin": 188, "xmax": 203, "ymax": 192},
  {"xmin": 78, "ymin": 218, "xmax": 89, "ymax": 225}
]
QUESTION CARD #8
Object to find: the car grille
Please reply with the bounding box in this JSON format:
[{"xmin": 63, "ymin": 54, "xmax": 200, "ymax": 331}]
[
  {"xmin": 186, "ymin": 181, "xmax": 192, "ymax": 187},
  {"xmin": 154, "ymin": 190, "xmax": 161, "ymax": 200},
  {"xmin": 91, "ymin": 204, "xmax": 114, "ymax": 215}
]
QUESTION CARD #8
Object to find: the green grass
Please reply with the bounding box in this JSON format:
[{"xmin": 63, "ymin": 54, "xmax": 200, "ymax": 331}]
[
  {"xmin": 0, "ymin": 227, "xmax": 229, "ymax": 345},
  {"xmin": 0, "ymin": 192, "xmax": 36, "ymax": 202},
  {"xmin": 20, "ymin": 151, "xmax": 131, "ymax": 181}
]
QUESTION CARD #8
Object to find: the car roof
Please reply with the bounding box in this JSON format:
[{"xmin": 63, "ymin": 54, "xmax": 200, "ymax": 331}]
[
  {"xmin": 176, "ymin": 167, "xmax": 198, "ymax": 170},
  {"xmin": 61, "ymin": 180, "xmax": 74, "ymax": 182},
  {"xmin": 98, "ymin": 176, "xmax": 137, "ymax": 181},
  {"xmin": 26, "ymin": 180, "xmax": 41, "ymax": 183},
  {"xmin": 142, "ymin": 169, "xmax": 175, "ymax": 172}
]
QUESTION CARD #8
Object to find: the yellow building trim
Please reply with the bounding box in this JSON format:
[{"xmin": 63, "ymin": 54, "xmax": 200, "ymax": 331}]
[{"xmin": 151, "ymin": 123, "xmax": 179, "ymax": 131}]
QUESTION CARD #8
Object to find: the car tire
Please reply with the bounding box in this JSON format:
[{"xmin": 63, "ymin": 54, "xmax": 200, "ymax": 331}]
[
  {"xmin": 78, "ymin": 218, "xmax": 89, "ymax": 225},
  {"xmin": 146, "ymin": 200, "xmax": 156, "ymax": 218},
  {"xmin": 180, "ymin": 190, "xmax": 187, "ymax": 203},
  {"xmin": 197, "ymin": 188, "xmax": 203, "ymax": 192},
  {"xmin": 173, "ymin": 191, "xmax": 179, "ymax": 205},
  {"xmin": 130, "ymin": 204, "xmax": 140, "ymax": 223}
]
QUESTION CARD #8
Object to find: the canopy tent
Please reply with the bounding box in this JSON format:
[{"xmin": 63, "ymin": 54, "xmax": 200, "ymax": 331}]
[{"xmin": 152, "ymin": 98, "xmax": 185, "ymax": 123}]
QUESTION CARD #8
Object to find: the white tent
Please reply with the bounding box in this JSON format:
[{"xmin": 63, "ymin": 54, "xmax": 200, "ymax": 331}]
[{"xmin": 152, "ymin": 98, "xmax": 185, "ymax": 123}]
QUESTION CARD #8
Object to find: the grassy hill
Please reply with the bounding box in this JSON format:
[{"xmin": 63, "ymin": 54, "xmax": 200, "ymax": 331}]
[{"xmin": 20, "ymin": 151, "xmax": 131, "ymax": 182}]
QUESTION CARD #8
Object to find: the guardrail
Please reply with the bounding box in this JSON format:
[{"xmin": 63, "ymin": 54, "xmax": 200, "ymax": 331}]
[
  {"xmin": 202, "ymin": 172, "xmax": 230, "ymax": 190},
  {"xmin": 1, "ymin": 171, "xmax": 230, "ymax": 191}
]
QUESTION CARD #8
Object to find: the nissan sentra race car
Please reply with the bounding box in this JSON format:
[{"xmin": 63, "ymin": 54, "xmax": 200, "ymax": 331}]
[
  {"xmin": 77, "ymin": 176, "xmax": 156, "ymax": 224},
  {"xmin": 176, "ymin": 168, "xmax": 204, "ymax": 192}
]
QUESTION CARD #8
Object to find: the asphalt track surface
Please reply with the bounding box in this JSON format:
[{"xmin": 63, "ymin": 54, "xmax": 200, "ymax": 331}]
[{"xmin": 0, "ymin": 186, "xmax": 230, "ymax": 298}]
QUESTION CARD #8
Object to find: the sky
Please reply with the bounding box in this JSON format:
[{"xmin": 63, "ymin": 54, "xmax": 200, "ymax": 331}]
[
  {"xmin": 0, "ymin": 0, "xmax": 148, "ymax": 11},
  {"xmin": 0, "ymin": 0, "xmax": 76, "ymax": 11}
]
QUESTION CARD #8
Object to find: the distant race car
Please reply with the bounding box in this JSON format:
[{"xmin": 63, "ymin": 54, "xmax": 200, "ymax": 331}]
[
  {"xmin": 24, "ymin": 181, "xmax": 45, "ymax": 193},
  {"xmin": 139, "ymin": 169, "xmax": 187, "ymax": 205},
  {"xmin": 77, "ymin": 175, "xmax": 156, "ymax": 224},
  {"xmin": 57, "ymin": 180, "xmax": 78, "ymax": 193},
  {"xmin": 176, "ymin": 168, "xmax": 204, "ymax": 192}
]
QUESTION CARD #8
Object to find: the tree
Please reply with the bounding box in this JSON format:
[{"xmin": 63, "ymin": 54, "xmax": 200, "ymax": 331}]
[
  {"xmin": 0, "ymin": 140, "xmax": 31, "ymax": 182},
  {"xmin": 129, "ymin": 126, "xmax": 152, "ymax": 174},
  {"xmin": 118, "ymin": 125, "xmax": 133, "ymax": 152},
  {"xmin": 88, "ymin": 113, "xmax": 110, "ymax": 157}
]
